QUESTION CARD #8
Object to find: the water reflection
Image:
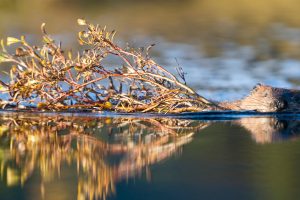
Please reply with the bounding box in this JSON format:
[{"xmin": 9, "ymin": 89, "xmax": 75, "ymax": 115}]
[
  {"xmin": 0, "ymin": 113, "xmax": 207, "ymax": 200},
  {"xmin": 237, "ymin": 117, "xmax": 300, "ymax": 144},
  {"xmin": 0, "ymin": 113, "xmax": 300, "ymax": 199}
]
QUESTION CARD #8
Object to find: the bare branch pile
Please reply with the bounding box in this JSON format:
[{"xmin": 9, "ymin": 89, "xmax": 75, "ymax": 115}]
[{"xmin": 0, "ymin": 19, "xmax": 216, "ymax": 113}]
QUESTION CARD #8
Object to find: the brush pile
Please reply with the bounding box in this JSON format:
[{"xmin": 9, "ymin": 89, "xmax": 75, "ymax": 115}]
[{"xmin": 0, "ymin": 19, "xmax": 216, "ymax": 113}]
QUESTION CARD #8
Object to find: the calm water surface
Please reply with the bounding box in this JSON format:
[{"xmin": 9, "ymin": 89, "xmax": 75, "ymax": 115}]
[
  {"xmin": 1, "ymin": 1, "xmax": 300, "ymax": 199},
  {"xmin": 0, "ymin": 112, "xmax": 300, "ymax": 200}
]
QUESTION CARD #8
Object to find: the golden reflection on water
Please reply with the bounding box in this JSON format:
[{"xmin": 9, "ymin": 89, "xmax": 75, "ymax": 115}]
[
  {"xmin": 0, "ymin": 112, "xmax": 300, "ymax": 199},
  {"xmin": 0, "ymin": 113, "xmax": 207, "ymax": 200}
]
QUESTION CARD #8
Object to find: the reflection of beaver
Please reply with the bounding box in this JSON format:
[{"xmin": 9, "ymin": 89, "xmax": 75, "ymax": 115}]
[
  {"xmin": 218, "ymin": 84, "xmax": 300, "ymax": 112},
  {"xmin": 235, "ymin": 117, "xmax": 300, "ymax": 143}
]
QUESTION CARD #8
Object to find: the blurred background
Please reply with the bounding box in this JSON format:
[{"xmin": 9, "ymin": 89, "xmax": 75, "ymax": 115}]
[{"xmin": 1, "ymin": 0, "xmax": 300, "ymax": 100}]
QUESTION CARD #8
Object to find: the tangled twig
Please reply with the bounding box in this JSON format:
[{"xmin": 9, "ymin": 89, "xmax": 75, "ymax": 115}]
[{"xmin": 0, "ymin": 19, "xmax": 217, "ymax": 113}]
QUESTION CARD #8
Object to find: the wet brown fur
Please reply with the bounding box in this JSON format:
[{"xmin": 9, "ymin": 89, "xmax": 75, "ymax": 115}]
[{"xmin": 218, "ymin": 84, "xmax": 300, "ymax": 112}]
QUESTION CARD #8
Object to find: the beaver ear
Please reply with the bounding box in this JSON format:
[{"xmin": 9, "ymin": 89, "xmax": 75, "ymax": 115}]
[{"xmin": 252, "ymin": 83, "xmax": 262, "ymax": 91}]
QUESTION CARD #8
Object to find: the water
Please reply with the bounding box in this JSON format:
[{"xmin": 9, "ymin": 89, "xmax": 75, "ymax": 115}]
[
  {"xmin": 0, "ymin": 112, "xmax": 300, "ymax": 200},
  {"xmin": 1, "ymin": 0, "xmax": 300, "ymax": 101},
  {"xmin": 1, "ymin": 1, "xmax": 300, "ymax": 199}
]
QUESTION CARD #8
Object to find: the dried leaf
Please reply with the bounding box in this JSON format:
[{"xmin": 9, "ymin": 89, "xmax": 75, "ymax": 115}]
[
  {"xmin": 37, "ymin": 102, "xmax": 47, "ymax": 109},
  {"xmin": 41, "ymin": 23, "xmax": 47, "ymax": 34},
  {"xmin": 20, "ymin": 35, "xmax": 26, "ymax": 43},
  {"xmin": 0, "ymin": 85, "xmax": 6, "ymax": 91},
  {"xmin": 15, "ymin": 47, "xmax": 28, "ymax": 57},
  {"xmin": 77, "ymin": 18, "xmax": 87, "ymax": 26},
  {"xmin": 104, "ymin": 101, "xmax": 112, "ymax": 109},
  {"xmin": 111, "ymin": 30, "xmax": 116, "ymax": 42},
  {"xmin": 43, "ymin": 36, "xmax": 53, "ymax": 44},
  {"xmin": 78, "ymin": 31, "xmax": 88, "ymax": 45},
  {"xmin": 68, "ymin": 51, "xmax": 72, "ymax": 59},
  {"xmin": 7, "ymin": 37, "xmax": 20, "ymax": 46},
  {"xmin": 0, "ymin": 39, "xmax": 7, "ymax": 52},
  {"xmin": 0, "ymin": 54, "xmax": 8, "ymax": 63}
]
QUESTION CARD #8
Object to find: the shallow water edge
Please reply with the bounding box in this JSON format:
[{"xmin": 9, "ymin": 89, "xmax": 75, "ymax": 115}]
[{"xmin": 1, "ymin": 109, "xmax": 300, "ymax": 120}]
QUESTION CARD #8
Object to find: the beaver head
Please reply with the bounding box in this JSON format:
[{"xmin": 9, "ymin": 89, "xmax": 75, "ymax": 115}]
[{"xmin": 238, "ymin": 84, "xmax": 288, "ymax": 112}]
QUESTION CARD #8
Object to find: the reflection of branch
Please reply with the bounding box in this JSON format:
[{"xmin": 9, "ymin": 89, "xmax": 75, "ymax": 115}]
[
  {"xmin": 0, "ymin": 113, "xmax": 208, "ymax": 200},
  {"xmin": 115, "ymin": 132, "xmax": 195, "ymax": 180}
]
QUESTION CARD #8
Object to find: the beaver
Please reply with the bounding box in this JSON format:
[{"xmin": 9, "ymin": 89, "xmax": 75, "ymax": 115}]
[{"xmin": 217, "ymin": 84, "xmax": 300, "ymax": 112}]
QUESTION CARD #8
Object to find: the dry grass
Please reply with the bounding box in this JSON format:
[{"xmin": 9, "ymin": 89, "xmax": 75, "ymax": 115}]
[{"xmin": 0, "ymin": 19, "xmax": 217, "ymax": 113}]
